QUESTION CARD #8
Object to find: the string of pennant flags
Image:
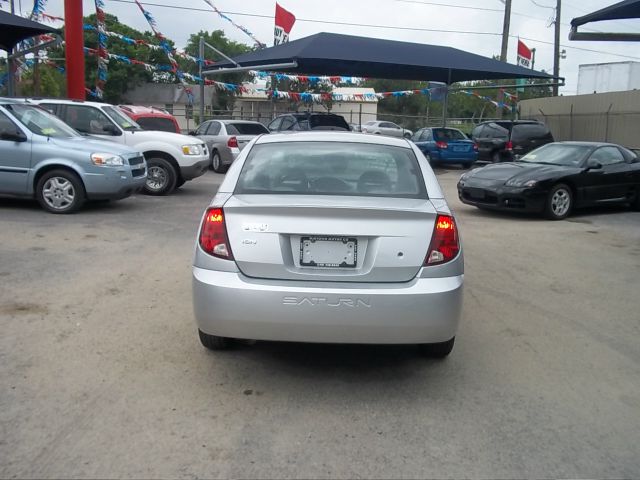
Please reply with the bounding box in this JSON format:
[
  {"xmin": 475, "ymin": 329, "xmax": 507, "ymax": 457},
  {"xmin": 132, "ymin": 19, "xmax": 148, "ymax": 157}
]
[{"xmin": 201, "ymin": 0, "xmax": 266, "ymax": 49}]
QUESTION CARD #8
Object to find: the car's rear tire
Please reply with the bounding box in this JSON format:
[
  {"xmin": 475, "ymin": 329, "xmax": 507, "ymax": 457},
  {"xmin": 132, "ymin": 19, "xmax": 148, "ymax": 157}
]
[
  {"xmin": 144, "ymin": 157, "xmax": 177, "ymax": 195},
  {"xmin": 462, "ymin": 162, "xmax": 474, "ymax": 169},
  {"xmin": 175, "ymin": 178, "xmax": 186, "ymax": 189},
  {"xmin": 36, "ymin": 169, "xmax": 85, "ymax": 214},
  {"xmin": 544, "ymin": 183, "xmax": 573, "ymax": 220},
  {"xmin": 418, "ymin": 337, "xmax": 455, "ymax": 358},
  {"xmin": 491, "ymin": 151, "xmax": 502, "ymax": 163},
  {"xmin": 424, "ymin": 153, "xmax": 432, "ymax": 164},
  {"xmin": 198, "ymin": 330, "xmax": 232, "ymax": 350},
  {"xmin": 211, "ymin": 150, "xmax": 228, "ymax": 174}
]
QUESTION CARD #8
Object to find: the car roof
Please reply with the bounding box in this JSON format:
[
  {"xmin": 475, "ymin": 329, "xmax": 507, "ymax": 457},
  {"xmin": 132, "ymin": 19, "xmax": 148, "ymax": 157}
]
[
  {"xmin": 0, "ymin": 97, "xmax": 24, "ymax": 105},
  {"xmin": 217, "ymin": 119, "xmax": 266, "ymax": 125},
  {"xmin": 28, "ymin": 97, "xmax": 112, "ymax": 108},
  {"xmin": 255, "ymin": 131, "xmax": 412, "ymax": 147},
  {"xmin": 556, "ymin": 141, "xmax": 619, "ymax": 147}
]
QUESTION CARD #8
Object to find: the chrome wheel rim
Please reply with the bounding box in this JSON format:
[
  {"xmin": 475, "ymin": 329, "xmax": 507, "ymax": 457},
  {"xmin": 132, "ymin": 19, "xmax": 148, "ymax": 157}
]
[
  {"xmin": 212, "ymin": 153, "xmax": 220, "ymax": 171},
  {"xmin": 42, "ymin": 177, "xmax": 75, "ymax": 210},
  {"xmin": 146, "ymin": 165, "xmax": 167, "ymax": 191},
  {"xmin": 551, "ymin": 188, "xmax": 570, "ymax": 217}
]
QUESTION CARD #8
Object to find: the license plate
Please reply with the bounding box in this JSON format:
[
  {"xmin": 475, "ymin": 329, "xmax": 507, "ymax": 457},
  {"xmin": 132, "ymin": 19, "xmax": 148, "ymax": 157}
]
[
  {"xmin": 300, "ymin": 236, "xmax": 357, "ymax": 268},
  {"xmin": 468, "ymin": 188, "xmax": 485, "ymax": 199},
  {"xmin": 453, "ymin": 146, "xmax": 468, "ymax": 152}
]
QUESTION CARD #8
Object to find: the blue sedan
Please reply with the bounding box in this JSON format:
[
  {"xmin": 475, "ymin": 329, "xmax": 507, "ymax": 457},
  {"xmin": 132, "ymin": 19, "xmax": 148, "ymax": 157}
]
[{"xmin": 412, "ymin": 127, "xmax": 478, "ymax": 168}]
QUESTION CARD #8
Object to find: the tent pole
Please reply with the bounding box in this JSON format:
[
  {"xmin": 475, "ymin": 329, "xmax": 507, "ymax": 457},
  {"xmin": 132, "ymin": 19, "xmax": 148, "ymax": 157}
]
[{"xmin": 443, "ymin": 70, "xmax": 451, "ymax": 127}]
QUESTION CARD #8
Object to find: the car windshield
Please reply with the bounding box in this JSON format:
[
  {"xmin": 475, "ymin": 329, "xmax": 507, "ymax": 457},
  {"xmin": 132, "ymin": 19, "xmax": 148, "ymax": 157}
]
[
  {"xmin": 308, "ymin": 116, "xmax": 350, "ymax": 131},
  {"xmin": 103, "ymin": 106, "xmax": 141, "ymax": 131},
  {"xmin": 519, "ymin": 143, "xmax": 592, "ymax": 166},
  {"xmin": 226, "ymin": 123, "xmax": 269, "ymax": 135},
  {"xmin": 5, "ymin": 104, "xmax": 79, "ymax": 138},
  {"xmin": 433, "ymin": 129, "xmax": 466, "ymax": 141},
  {"xmin": 236, "ymin": 141, "xmax": 427, "ymax": 199}
]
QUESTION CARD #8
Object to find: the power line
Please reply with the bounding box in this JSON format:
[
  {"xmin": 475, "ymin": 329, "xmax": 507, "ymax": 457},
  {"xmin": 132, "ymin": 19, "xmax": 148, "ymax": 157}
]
[{"xmin": 104, "ymin": 0, "xmax": 640, "ymax": 61}]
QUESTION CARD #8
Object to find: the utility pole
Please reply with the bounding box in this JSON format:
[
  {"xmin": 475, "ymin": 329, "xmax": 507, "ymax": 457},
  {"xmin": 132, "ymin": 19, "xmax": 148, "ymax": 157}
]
[
  {"xmin": 553, "ymin": 0, "xmax": 562, "ymax": 96},
  {"xmin": 498, "ymin": 0, "xmax": 512, "ymax": 118},
  {"xmin": 500, "ymin": 0, "xmax": 512, "ymax": 62}
]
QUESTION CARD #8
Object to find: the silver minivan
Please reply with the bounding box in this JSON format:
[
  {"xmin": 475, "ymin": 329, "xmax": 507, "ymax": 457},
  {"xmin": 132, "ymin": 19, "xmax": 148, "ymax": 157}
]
[{"xmin": 0, "ymin": 99, "xmax": 147, "ymax": 213}]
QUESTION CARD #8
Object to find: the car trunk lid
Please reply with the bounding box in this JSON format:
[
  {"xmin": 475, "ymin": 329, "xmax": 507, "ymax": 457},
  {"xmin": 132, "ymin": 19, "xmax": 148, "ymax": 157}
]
[{"xmin": 222, "ymin": 195, "xmax": 437, "ymax": 283}]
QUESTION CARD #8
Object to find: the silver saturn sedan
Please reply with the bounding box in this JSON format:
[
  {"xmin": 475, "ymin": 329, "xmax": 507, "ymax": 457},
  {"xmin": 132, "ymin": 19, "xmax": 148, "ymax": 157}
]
[{"xmin": 192, "ymin": 132, "xmax": 464, "ymax": 357}]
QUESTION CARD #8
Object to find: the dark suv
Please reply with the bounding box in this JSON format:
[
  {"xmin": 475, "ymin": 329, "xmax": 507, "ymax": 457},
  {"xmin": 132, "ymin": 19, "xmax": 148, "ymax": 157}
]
[
  {"xmin": 267, "ymin": 113, "xmax": 350, "ymax": 132},
  {"xmin": 471, "ymin": 120, "xmax": 554, "ymax": 162}
]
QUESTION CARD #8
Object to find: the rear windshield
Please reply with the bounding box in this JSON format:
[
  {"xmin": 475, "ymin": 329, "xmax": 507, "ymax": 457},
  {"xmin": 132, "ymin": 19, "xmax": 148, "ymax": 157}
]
[
  {"xmin": 136, "ymin": 116, "xmax": 178, "ymax": 133},
  {"xmin": 235, "ymin": 141, "xmax": 427, "ymax": 198},
  {"xmin": 433, "ymin": 128, "xmax": 466, "ymax": 141},
  {"xmin": 308, "ymin": 115, "xmax": 350, "ymax": 131},
  {"xmin": 511, "ymin": 123, "xmax": 551, "ymax": 141},
  {"xmin": 226, "ymin": 123, "xmax": 269, "ymax": 135}
]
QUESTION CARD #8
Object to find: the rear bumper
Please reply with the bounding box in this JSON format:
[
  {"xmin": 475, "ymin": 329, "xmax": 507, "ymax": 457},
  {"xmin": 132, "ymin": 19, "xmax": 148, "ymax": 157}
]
[{"xmin": 192, "ymin": 267, "xmax": 463, "ymax": 344}]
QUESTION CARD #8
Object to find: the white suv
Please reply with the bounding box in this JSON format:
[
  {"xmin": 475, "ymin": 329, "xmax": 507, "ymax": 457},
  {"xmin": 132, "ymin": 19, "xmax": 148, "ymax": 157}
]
[{"xmin": 29, "ymin": 99, "xmax": 209, "ymax": 195}]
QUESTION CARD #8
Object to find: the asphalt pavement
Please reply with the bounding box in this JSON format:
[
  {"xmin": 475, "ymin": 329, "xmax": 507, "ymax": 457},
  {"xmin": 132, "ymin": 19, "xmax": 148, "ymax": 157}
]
[{"xmin": 1, "ymin": 168, "xmax": 639, "ymax": 478}]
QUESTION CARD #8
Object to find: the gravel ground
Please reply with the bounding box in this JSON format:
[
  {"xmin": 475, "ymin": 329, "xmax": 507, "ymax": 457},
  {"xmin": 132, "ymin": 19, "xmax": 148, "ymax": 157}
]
[{"xmin": 1, "ymin": 168, "xmax": 639, "ymax": 479}]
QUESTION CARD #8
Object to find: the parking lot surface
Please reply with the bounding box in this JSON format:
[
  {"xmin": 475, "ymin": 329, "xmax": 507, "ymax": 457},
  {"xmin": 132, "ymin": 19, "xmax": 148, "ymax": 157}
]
[{"xmin": 1, "ymin": 168, "xmax": 639, "ymax": 478}]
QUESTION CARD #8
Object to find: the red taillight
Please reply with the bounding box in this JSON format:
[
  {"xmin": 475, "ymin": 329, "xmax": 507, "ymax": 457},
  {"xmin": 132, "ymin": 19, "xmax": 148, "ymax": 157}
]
[
  {"xmin": 473, "ymin": 143, "xmax": 479, "ymax": 151},
  {"xmin": 227, "ymin": 136, "xmax": 239, "ymax": 148},
  {"xmin": 435, "ymin": 141, "xmax": 448, "ymax": 149},
  {"xmin": 425, "ymin": 214, "xmax": 460, "ymax": 266},
  {"xmin": 199, "ymin": 208, "xmax": 233, "ymax": 259},
  {"xmin": 505, "ymin": 141, "xmax": 513, "ymax": 151}
]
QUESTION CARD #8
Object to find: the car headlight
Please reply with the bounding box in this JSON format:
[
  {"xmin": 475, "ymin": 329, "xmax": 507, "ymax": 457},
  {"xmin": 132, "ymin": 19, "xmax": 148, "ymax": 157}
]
[
  {"xmin": 505, "ymin": 178, "xmax": 538, "ymax": 187},
  {"xmin": 91, "ymin": 153, "xmax": 124, "ymax": 166},
  {"xmin": 182, "ymin": 144, "xmax": 201, "ymax": 155}
]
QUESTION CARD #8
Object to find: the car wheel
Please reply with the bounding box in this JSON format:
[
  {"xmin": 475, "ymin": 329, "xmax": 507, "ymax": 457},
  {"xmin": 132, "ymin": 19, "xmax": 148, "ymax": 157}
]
[
  {"xmin": 36, "ymin": 169, "xmax": 85, "ymax": 214},
  {"xmin": 424, "ymin": 153, "xmax": 432, "ymax": 163},
  {"xmin": 144, "ymin": 157, "xmax": 177, "ymax": 195},
  {"xmin": 491, "ymin": 151, "xmax": 502, "ymax": 163},
  {"xmin": 211, "ymin": 150, "xmax": 228, "ymax": 173},
  {"xmin": 403, "ymin": 132, "xmax": 412, "ymax": 139},
  {"xmin": 418, "ymin": 337, "xmax": 455, "ymax": 358},
  {"xmin": 544, "ymin": 183, "xmax": 573, "ymax": 220},
  {"xmin": 175, "ymin": 178, "xmax": 186, "ymax": 189},
  {"xmin": 462, "ymin": 162, "xmax": 474, "ymax": 169},
  {"xmin": 198, "ymin": 330, "xmax": 232, "ymax": 350}
]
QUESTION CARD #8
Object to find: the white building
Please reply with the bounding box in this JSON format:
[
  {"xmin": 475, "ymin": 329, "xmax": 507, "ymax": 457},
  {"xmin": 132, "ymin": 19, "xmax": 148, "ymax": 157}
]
[{"xmin": 577, "ymin": 61, "xmax": 640, "ymax": 94}]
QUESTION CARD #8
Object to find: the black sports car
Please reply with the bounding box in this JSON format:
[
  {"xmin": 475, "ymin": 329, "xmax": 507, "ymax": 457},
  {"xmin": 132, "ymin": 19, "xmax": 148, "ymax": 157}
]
[{"xmin": 457, "ymin": 142, "xmax": 640, "ymax": 220}]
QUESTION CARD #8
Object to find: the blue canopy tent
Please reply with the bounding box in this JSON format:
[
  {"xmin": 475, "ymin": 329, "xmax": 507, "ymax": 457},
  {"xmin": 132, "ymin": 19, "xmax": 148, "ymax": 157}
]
[{"xmin": 570, "ymin": 0, "xmax": 640, "ymax": 41}]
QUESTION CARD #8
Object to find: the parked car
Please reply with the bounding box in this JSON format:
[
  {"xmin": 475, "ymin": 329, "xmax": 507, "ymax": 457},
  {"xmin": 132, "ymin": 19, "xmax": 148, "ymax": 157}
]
[
  {"xmin": 0, "ymin": 99, "xmax": 146, "ymax": 213},
  {"xmin": 192, "ymin": 132, "xmax": 464, "ymax": 357},
  {"xmin": 412, "ymin": 127, "xmax": 478, "ymax": 168},
  {"xmin": 190, "ymin": 120, "xmax": 269, "ymax": 173},
  {"xmin": 118, "ymin": 105, "xmax": 181, "ymax": 134},
  {"xmin": 471, "ymin": 120, "xmax": 554, "ymax": 163},
  {"xmin": 362, "ymin": 120, "xmax": 413, "ymax": 138},
  {"xmin": 457, "ymin": 141, "xmax": 640, "ymax": 220},
  {"xmin": 29, "ymin": 99, "xmax": 208, "ymax": 195},
  {"xmin": 267, "ymin": 113, "xmax": 350, "ymax": 132}
]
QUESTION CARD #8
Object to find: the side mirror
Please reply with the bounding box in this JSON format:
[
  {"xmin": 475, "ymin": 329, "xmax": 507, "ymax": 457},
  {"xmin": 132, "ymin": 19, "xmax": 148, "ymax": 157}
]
[
  {"xmin": 0, "ymin": 130, "xmax": 27, "ymax": 142},
  {"xmin": 188, "ymin": 130, "xmax": 196, "ymax": 136},
  {"xmin": 102, "ymin": 124, "xmax": 120, "ymax": 135},
  {"xmin": 586, "ymin": 159, "xmax": 603, "ymax": 170}
]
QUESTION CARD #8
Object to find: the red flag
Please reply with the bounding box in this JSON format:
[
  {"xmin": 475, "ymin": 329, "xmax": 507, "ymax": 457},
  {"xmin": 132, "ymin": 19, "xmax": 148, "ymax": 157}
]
[
  {"xmin": 274, "ymin": 3, "xmax": 296, "ymax": 46},
  {"xmin": 517, "ymin": 40, "xmax": 532, "ymax": 68}
]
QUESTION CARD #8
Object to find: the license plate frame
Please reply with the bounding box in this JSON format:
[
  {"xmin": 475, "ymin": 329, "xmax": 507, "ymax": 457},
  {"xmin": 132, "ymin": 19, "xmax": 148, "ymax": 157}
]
[
  {"xmin": 300, "ymin": 236, "xmax": 358, "ymax": 268},
  {"xmin": 467, "ymin": 187, "xmax": 485, "ymax": 199},
  {"xmin": 453, "ymin": 146, "xmax": 468, "ymax": 152}
]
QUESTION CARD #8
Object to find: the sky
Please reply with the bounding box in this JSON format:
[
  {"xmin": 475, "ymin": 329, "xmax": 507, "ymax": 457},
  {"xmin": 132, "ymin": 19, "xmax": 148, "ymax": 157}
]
[{"xmin": 6, "ymin": 0, "xmax": 640, "ymax": 95}]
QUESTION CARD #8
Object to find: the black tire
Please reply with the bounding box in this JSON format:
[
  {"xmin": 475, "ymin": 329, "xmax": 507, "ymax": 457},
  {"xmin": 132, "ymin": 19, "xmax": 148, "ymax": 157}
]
[
  {"xmin": 211, "ymin": 150, "xmax": 228, "ymax": 173},
  {"xmin": 198, "ymin": 330, "xmax": 232, "ymax": 350},
  {"xmin": 461, "ymin": 162, "xmax": 474, "ymax": 169},
  {"xmin": 544, "ymin": 183, "xmax": 573, "ymax": 220},
  {"xmin": 403, "ymin": 132, "xmax": 412, "ymax": 139},
  {"xmin": 631, "ymin": 189, "xmax": 640, "ymax": 211},
  {"xmin": 418, "ymin": 337, "xmax": 455, "ymax": 358},
  {"xmin": 144, "ymin": 157, "xmax": 177, "ymax": 195},
  {"xmin": 491, "ymin": 151, "xmax": 502, "ymax": 163},
  {"xmin": 424, "ymin": 153, "xmax": 432, "ymax": 164},
  {"xmin": 175, "ymin": 178, "xmax": 186, "ymax": 189},
  {"xmin": 35, "ymin": 169, "xmax": 85, "ymax": 214}
]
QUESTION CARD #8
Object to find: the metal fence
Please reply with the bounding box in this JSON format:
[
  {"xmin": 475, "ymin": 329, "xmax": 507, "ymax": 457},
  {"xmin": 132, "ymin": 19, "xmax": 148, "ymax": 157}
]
[
  {"xmin": 169, "ymin": 104, "xmax": 500, "ymax": 135},
  {"xmin": 519, "ymin": 90, "xmax": 640, "ymax": 149}
]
